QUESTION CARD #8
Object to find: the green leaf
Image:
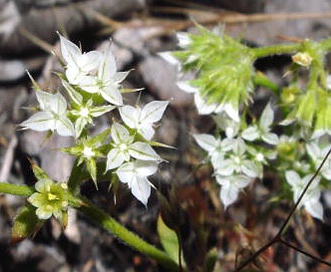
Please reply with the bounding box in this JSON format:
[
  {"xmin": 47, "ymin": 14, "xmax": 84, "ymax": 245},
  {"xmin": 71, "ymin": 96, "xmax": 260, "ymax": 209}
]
[
  {"xmin": 11, "ymin": 204, "xmax": 45, "ymax": 245},
  {"xmin": 157, "ymin": 215, "xmax": 185, "ymax": 266},
  {"xmin": 31, "ymin": 163, "xmax": 51, "ymax": 181}
]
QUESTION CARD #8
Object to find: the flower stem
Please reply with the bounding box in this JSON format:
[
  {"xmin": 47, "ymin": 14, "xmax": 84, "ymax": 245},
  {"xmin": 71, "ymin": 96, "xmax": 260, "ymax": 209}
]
[
  {"xmin": 76, "ymin": 196, "xmax": 181, "ymax": 272},
  {"xmin": 0, "ymin": 182, "xmax": 34, "ymax": 196},
  {"xmin": 251, "ymin": 43, "xmax": 300, "ymax": 59}
]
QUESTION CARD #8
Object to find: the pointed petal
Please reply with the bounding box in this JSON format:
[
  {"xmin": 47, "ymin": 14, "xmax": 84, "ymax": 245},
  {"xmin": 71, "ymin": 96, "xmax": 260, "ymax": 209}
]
[
  {"xmin": 140, "ymin": 101, "xmax": 169, "ymax": 124},
  {"xmin": 305, "ymin": 200, "xmax": 323, "ymax": 221},
  {"xmin": 106, "ymin": 148, "xmax": 126, "ymax": 170},
  {"xmin": 130, "ymin": 177, "xmax": 151, "ymax": 206},
  {"xmin": 158, "ymin": 52, "xmax": 180, "ymax": 66},
  {"xmin": 260, "ymin": 103, "xmax": 274, "ymax": 128},
  {"xmin": 194, "ymin": 93, "xmax": 217, "ymax": 115},
  {"xmin": 119, "ymin": 105, "xmax": 139, "ymax": 128},
  {"xmin": 216, "ymin": 160, "xmax": 234, "ymax": 176},
  {"xmin": 129, "ymin": 142, "xmax": 161, "ymax": 161},
  {"xmin": 193, "ymin": 134, "xmax": 217, "ymax": 153},
  {"xmin": 242, "ymin": 126, "xmax": 259, "ymax": 141},
  {"xmin": 20, "ymin": 111, "xmax": 55, "ymax": 131},
  {"xmin": 241, "ymin": 161, "xmax": 258, "ymax": 178},
  {"xmin": 135, "ymin": 160, "xmax": 158, "ymax": 177},
  {"xmin": 139, "ymin": 125, "xmax": 155, "ymax": 141},
  {"xmin": 262, "ymin": 133, "xmax": 279, "ymax": 145},
  {"xmin": 58, "ymin": 34, "xmax": 81, "ymax": 66},
  {"xmin": 98, "ymin": 43, "xmax": 117, "ymax": 80},
  {"xmin": 116, "ymin": 162, "xmax": 135, "ymax": 184},
  {"xmin": 220, "ymin": 183, "xmax": 239, "ymax": 208},
  {"xmin": 111, "ymin": 123, "xmax": 131, "ymax": 143},
  {"xmin": 100, "ymin": 85, "xmax": 123, "ymax": 106},
  {"xmin": 177, "ymin": 81, "xmax": 198, "ymax": 94},
  {"xmin": 56, "ymin": 117, "xmax": 75, "ymax": 137},
  {"xmin": 285, "ymin": 170, "xmax": 301, "ymax": 187},
  {"xmin": 79, "ymin": 51, "xmax": 102, "ymax": 73},
  {"xmin": 113, "ymin": 71, "xmax": 129, "ymax": 83}
]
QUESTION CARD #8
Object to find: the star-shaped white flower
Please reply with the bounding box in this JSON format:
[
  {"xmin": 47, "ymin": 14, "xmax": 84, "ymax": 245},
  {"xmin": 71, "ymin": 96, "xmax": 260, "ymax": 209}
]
[
  {"xmin": 216, "ymin": 175, "xmax": 251, "ymax": 209},
  {"xmin": 58, "ymin": 33, "xmax": 102, "ymax": 86},
  {"xmin": 119, "ymin": 101, "xmax": 169, "ymax": 140},
  {"xmin": 216, "ymin": 138, "xmax": 259, "ymax": 178},
  {"xmin": 242, "ymin": 103, "xmax": 278, "ymax": 145},
  {"xmin": 20, "ymin": 91, "xmax": 75, "ymax": 137},
  {"xmin": 79, "ymin": 43, "xmax": 128, "ymax": 106},
  {"xmin": 106, "ymin": 123, "xmax": 161, "ymax": 170},
  {"xmin": 116, "ymin": 160, "xmax": 158, "ymax": 205},
  {"xmin": 193, "ymin": 133, "xmax": 232, "ymax": 167},
  {"xmin": 285, "ymin": 170, "xmax": 323, "ymax": 220}
]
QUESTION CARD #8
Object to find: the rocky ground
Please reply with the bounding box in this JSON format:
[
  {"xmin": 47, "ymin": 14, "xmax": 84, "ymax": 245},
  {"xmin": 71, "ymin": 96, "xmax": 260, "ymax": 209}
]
[{"xmin": 1, "ymin": 0, "xmax": 331, "ymax": 271}]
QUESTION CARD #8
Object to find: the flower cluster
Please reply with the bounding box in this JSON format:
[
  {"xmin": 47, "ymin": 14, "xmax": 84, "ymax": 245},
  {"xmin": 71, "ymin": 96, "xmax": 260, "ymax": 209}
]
[
  {"xmin": 162, "ymin": 26, "xmax": 330, "ymax": 220},
  {"xmin": 21, "ymin": 34, "xmax": 168, "ymax": 207}
]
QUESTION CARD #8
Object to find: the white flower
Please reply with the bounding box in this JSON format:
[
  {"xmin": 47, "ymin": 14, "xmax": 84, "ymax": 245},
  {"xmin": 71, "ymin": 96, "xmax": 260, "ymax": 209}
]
[
  {"xmin": 79, "ymin": 43, "xmax": 128, "ymax": 106},
  {"xmin": 20, "ymin": 91, "xmax": 75, "ymax": 137},
  {"xmin": 106, "ymin": 123, "xmax": 161, "ymax": 170},
  {"xmin": 116, "ymin": 160, "xmax": 158, "ymax": 205},
  {"xmin": 177, "ymin": 81, "xmax": 239, "ymax": 121},
  {"xmin": 242, "ymin": 103, "xmax": 278, "ymax": 145},
  {"xmin": 176, "ymin": 32, "xmax": 191, "ymax": 48},
  {"xmin": 193, "ymin": 134, "xmax": 232, "ymax": 167},
  {"xmin": 216, "ymin": 175, "xmax": 251, "ymax": 209},
  {"xmin": 216, "ymin": 138, "xmax": 259, "ymax": 178},
  {"xmin": 213, "ymin": 113, "xmax": 240, "ymax": 139},
  {"xmin": 58, "ymin": 33, "xmax": 102, "ymax": 85},
  {"xmin": 285, "ymin": 170, "xmax": 323, "ymax": 220},
  {"xmin": 306, "ymin": 142, "xmax": 331, "ymax": 180},
  {"xmin": 119, "ymin": 101, "xmax": 169, "ymax": 140}
]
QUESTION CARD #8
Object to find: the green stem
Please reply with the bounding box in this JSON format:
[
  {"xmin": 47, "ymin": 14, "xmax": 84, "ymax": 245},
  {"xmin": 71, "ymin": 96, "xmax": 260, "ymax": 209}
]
[
  {"xmin": 0, "ymin": 182, "xmax": 34, "ymax": 196},
  {"xmin": 250, "ymin": 43, "xmax": 300, "ymax": 58},
  {"xmin": 75, "ymin": 196, "xmax": 181, "ymax": 272},
  {"xmin": 253, "ymin": 71, "xmax": 280, "ymax": 93}
]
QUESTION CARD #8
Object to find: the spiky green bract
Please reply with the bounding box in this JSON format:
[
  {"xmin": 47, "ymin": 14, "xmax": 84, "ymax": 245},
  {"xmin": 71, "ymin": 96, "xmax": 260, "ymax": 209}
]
[
  {"xmin": 61, "ymin": 129, "xmax": 110, "ymax": 187},
  {"xmin": 173, "ymin": 26, "xmax": 254, "ymax": 116}
]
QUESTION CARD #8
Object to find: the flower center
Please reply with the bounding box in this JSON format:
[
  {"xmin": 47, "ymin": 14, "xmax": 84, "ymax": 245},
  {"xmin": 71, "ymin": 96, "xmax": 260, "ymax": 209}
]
[{"xmin": 83, "ymin": 146, "xmax": 95, "ymax": 158}]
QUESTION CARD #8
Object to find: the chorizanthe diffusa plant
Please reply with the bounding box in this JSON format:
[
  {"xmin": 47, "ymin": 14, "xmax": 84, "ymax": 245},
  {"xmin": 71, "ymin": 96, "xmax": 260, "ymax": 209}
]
[{"xmin": 161, "ymin": 25, "xmax": 331, "ymax": 221}]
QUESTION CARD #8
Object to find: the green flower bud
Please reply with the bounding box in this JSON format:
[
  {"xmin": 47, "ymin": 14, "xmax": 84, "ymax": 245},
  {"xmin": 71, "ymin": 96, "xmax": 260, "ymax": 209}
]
[{"xmin": 28, "ymin": 177, "xmax": 68, "ymax": 227}]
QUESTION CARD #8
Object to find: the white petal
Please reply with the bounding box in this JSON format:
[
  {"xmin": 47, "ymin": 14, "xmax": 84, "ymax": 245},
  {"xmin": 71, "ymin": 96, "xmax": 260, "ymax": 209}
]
[
  {"xmin": 58, "ymin": 34, "xmax": 82, "ymax": 66},
  {"xmin": 130, "ymin": 176, "xmax": 151, "ymax": 206},
  {"xmin": 232, "ymin": 175, "xmax": 251, "ymax": 188},
  {"xmin": 140, "ymin": 101, "xmax": 169, "ymax": 124},
  {"xmin": 176, "ymin": 32, "xmax": 191, "ymax": 48},
  {"xmin": 285, "ymin": 170, "xmax": 301, "ymax": 187},
  {"xmin": 262, "ymin": 133, "xmax": 279, "ymax": 145},
  {"xmin": 113, "ymin": 71, "xmax": 129, "ymax": 83},
  {"xmin": 119, "ymin": 105, "xmax": 139, "ymax": 128},
  {"xmin": 20, "ymin": 111, "xmax": 55, "ymax": 131},
  {"xmin": 116, "ymin": 162, "xmax": 135, "ymax": 184},
  {"xmin": 111, "ymin": 123, "xmax": 131, "ymax": 144},
  {"xmin": 242, "ymin": 126, "xmax": 259, "ymax": 141},
  {"xmin": 56, "ymin": 117, "xmax": 75, "ymax": 137},
  {"xmin": 139, "ymin": 125, "xmax": 155, "ymax": 141},
  {"xmin": 106, "ymin": 148, "xmax": 126, "ymax": 170},
  {"xmin": 79, "ymin": 51, "xmax": 102, "ymax": 73},
  {"xmin": 135, "ymin": 160, "xmax": 158, "ymax": 177},
  {"xmin": 177, "ymin": 81, "xmax": 198, "ymax": 94},
  {"xmin": 100, "ymin": 85, "xmax": 123, "ymax": 106},
  {"xmin": 129, "ymin": 142, "xmax": 161, "ymax": 161},
  {"xmin": 216, "ymin": 160, "xmax": 234, "ymax": 176},
  {"xmin": 158, "ymin": 52, "xmax": 180, "ymax": 66},
  {"xmin": 305, "ymin": 200, "xmax": 324, "ymax": 221},
  {"xmin": 194, "ymin": 93, "xmax": 217, "ymax": 115},
  {"xmin": 98, "ymin": 44, "xmax": 117, "ymax": 81},
  {"xmin": 193, "ymin": 134, "xmax": 217, "ymax": 153},
  {"xmin": 220, "ymin": 183, "xmax": 239, "ymax": 208},
  {"xmin": 260, "ymin": 103, "xmax": 274, "ymax": 128},
  {"xmin": 241, "ymin": 161, "xmax": 258, "ymax": 178},
  {"xmin": 224, "ymin": 104, "xmax": 239, "ymax": 122}
]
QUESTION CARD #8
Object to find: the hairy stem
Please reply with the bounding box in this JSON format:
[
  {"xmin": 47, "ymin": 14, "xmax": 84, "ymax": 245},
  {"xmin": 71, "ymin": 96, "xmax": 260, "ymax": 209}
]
[{"xmin": 0, "ymin": 182, "xmax": 34, "ymax": 196}]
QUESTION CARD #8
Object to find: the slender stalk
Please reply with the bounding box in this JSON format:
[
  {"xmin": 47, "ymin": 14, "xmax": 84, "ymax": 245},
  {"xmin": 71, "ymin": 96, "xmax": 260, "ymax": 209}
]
[
  {"xmin": 253, "ymin": 72, "xmax": 280, "ymax": 93},
  {"xmin": 278, "ymin": 147, "xmax": 331, "ymax": 236},
  {"xmin": 251, "ymin": 43, "xmax": 300, "ymax": 58},
  {"xmin": 279, "ymin": 238, "xmax": 331, "ymax": 268},
  {"xmin": 0, "ymin": 182, "xmax": 34, "ymax": 196},
  {"xmin": 76, "ymin": 196, "xmax": 181, "ymax": 272}
]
